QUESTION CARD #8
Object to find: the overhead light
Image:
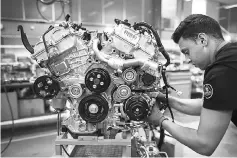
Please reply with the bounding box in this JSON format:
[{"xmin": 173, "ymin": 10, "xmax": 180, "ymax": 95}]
[
  {"xmin": 103, "ymin": 1, "xmax": 114, "ymax": 9},
  {"xmin": 104, "ymin": 26, "xmax": 114, "ymax": 33},
  {"xmin": 0, "ymin": 23, "xmax": 3, "ymax": 30},
  {"xmin": 192, "ymin": 0, "xmax": 206, "ymax": 15},
  {"xmin": 224, "ymin": 35, "xmax": 231, "ymax": 42},
  {"xmin": 222, "ymin": 4, "xmax": 237, "ymax": 9}
]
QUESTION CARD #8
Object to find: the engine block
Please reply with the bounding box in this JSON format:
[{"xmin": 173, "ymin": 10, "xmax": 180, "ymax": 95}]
[{"xmin": 18, "ymin": 17, "xmax": 171, "ymax": 157}]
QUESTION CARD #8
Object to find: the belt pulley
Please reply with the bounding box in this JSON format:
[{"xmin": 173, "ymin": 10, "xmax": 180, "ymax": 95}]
[
  {"xmin": 78, "ymin": 94, "xmax": 109, "ymax": 123},
  {"xmin": 33, "ymin": 75, "xmax": 60, "ymax": 99},
  {"xmin": 124, "ymin": 95, "xmax": 149, "ymax": 121},
  {"xmin": 141, "ymin": 72, "xmax": 156, "ymax": 86},
  {"xmin": 85, "ymin": 68, "xmax": 111, "ymax": 93}
]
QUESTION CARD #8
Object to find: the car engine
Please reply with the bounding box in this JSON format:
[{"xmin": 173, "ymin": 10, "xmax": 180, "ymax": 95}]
[{"xmin": 18, "ymin": 15, "xmax": 172, "ymax": 157}]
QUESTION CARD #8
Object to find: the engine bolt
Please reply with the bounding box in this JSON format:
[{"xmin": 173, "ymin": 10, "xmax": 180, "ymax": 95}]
[
  {"xmin": 126, "ymin": 71, "xmax": 134, "ymax": 80},
  {"xmin": 100, "ymin": 82, "xmax": 104, "ymax": 85},
  {"xmin": 93, "ymin": 85, "xmax": 97, "ymax": 89},
  {"xmin": 90, "ymin": 77, "xmax": 93, "ymax": 81},
  {"xmin": 120, "ymin": 89, "xmax": 128, "ymax": 96},
  {"xmin": 97, "ymin": 74, "xmax": 101, "ymax": 78},
  {"xmin": 46, "ymin": 79, "xmax": 52, "ymax": 85},
  {"xmin": 38, "ymin": 82, "xmax": 43, "ymax": 88},
  {"xmin": 39, "ymin": 90, "xmax": 46, "ymax": 96},
  {"xmin": 88, "ymin": 104, "xmax": 99, "ymax": 113}
]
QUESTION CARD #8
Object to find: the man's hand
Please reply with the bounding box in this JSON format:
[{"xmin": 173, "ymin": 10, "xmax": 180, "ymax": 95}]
[
  {"xmin": 148, "ymin": 91, "xmax": 167, "ymax": 109},
  {"xmin": 147, "ymin": 103, "xmax": 164, "ymax": 126},
  {"xmin": 148, "ymin": 91, "xmax": 166, "ymax": 102}
]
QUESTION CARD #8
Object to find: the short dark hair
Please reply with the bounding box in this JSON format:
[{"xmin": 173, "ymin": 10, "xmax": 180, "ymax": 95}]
[{"xmin": 171, "ymin": 14, "xmax": 224, "ymax": 44}]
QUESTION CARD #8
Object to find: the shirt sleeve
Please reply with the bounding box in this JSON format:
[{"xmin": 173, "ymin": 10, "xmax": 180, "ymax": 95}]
[{"xmin": 203, "ymin": 66, "xmax": 237, "ymax": 110}]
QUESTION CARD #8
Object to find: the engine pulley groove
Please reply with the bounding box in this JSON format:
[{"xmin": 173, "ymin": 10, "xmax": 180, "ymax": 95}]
[
  {"xmin": 78, "ymin": 94, "xmax": 109, "ymax": 123},
  {"xmin": 85, "ymin": 68, "xmax": 111, "ymax": 93}
]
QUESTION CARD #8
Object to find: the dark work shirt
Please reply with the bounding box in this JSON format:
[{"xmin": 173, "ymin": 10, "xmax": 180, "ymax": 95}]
[{"xmin": 203, "ymin": 42, "xmax": 237, "ymax": 126}]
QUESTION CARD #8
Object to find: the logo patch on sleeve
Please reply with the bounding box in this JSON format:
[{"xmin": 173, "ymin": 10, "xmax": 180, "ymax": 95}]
[{"xmin": 204, "ymin": 84, "xmax": 213, "ymax": 99}]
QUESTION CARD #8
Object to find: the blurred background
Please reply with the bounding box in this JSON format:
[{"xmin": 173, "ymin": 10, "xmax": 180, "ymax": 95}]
[{"xmin": 1, "ymin": 0, "xmax": 237, "ymax": 157}]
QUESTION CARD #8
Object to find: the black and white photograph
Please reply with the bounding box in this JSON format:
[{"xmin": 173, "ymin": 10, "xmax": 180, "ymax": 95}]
[{"xmin": 1, "ymin": 0, "xmax": 237, "ymax": 157}]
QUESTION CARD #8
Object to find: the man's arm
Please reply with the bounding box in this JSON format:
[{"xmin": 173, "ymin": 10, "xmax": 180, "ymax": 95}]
[
  {"xmin": 168, "ymin": 96, "xmax": 203, "ymax": 116},
  {"xmin": 162, "ymin": 107, "xmax": 232, "ymax": 156},
  {"xmin": 155, "ymin": 92, "xmax": 203, "ymax": 116}
]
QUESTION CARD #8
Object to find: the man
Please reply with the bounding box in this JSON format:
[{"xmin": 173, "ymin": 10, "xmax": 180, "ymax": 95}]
[{"xmin": 148, "ymin": 14, "xmax": 237, "ymax": 156}]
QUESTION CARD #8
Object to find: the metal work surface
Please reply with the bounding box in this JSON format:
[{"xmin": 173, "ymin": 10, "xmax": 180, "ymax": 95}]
[{"xmin": 70, "ymin": 145, "xmax": 124, "ymax": 157}]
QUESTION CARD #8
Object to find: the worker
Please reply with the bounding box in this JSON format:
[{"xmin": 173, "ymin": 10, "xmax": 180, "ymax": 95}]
[{"xmin": 148, "ymin": 14, "xmax": 237, "ymax": 156}]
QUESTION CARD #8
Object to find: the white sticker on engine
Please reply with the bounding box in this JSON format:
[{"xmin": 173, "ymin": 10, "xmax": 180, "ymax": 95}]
[{"xmin": 121, "ymin": 28, "xmax": 139, "ymax": 45}]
